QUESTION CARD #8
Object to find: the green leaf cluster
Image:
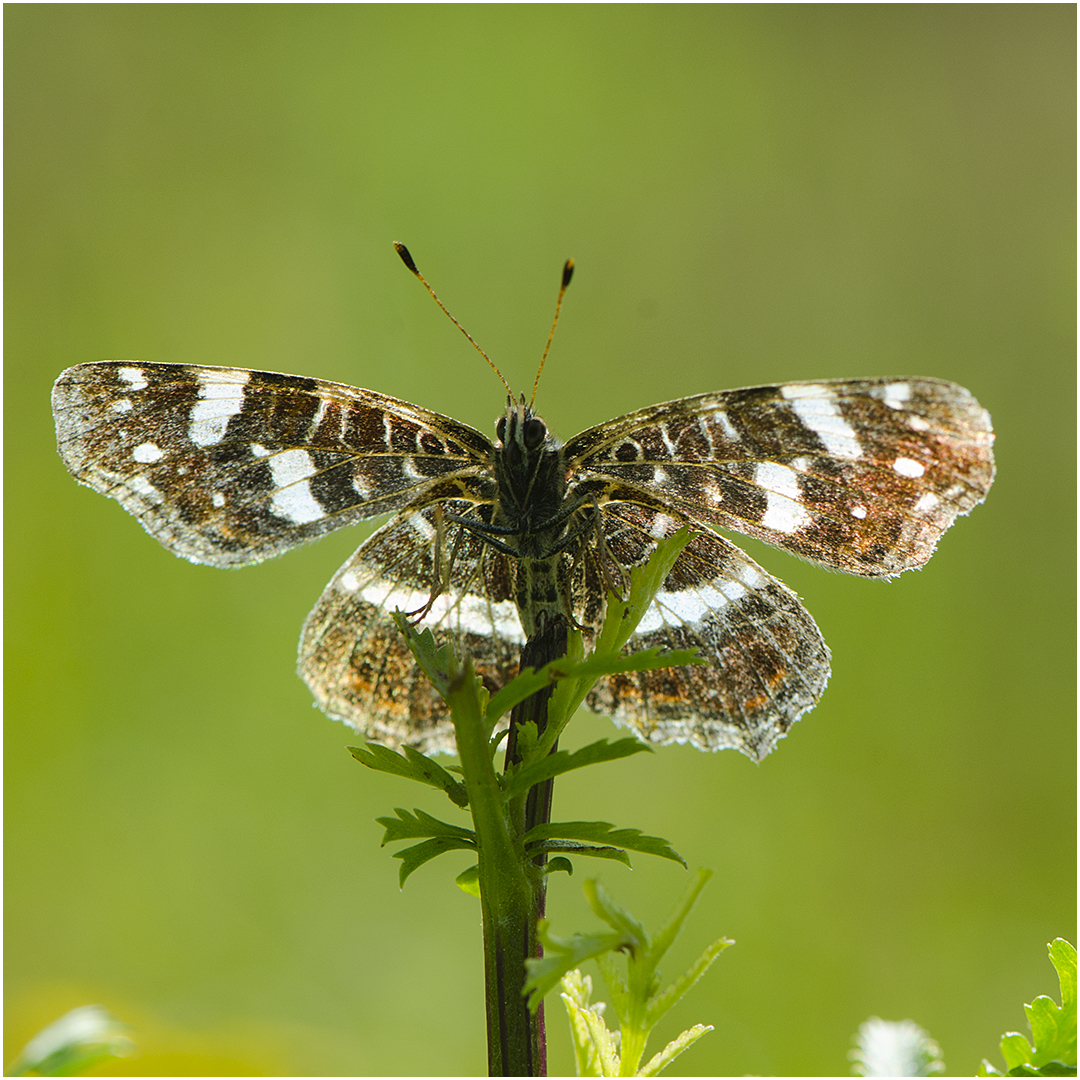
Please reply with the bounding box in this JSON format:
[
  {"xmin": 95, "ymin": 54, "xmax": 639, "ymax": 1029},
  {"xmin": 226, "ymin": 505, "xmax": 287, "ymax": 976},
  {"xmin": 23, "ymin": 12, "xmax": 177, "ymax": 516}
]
[
  {"xmin": 980, "ymin": 939, "xmax": 1076, "ymax": 1077},
  {"xmin": 527, "ymin": 870, "xmax": 732, "ymax": 1076},
  {"xmin": 349, "ymin": 529, "xmax": 703, "ymax": 888}
]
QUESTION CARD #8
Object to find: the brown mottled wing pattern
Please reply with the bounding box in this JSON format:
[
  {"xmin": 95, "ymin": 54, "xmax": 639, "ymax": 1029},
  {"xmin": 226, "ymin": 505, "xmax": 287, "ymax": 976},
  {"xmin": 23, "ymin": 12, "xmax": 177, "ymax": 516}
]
[
  {"xmin": 52, "ymin": 362, "xmax": 495, "ymax": 567},
  {"xmin": 53, "ymin": 361, "xmax": 516, "ymax": 753},
  {"xmin": 564, "ymin": 378, "xmax": 995, "ymax": 578},
  {"xmin": 53, "ymin": 364, "xmax": 994, "ymax": 761},
  {"xmin": 574, "ymin": 504, "xmax": 830, "ymax": 760},
  {"xmin": 557, "ymin": 378, "xmax": 993, "ymax": 757},
  {"xmin": 299, "ymin": 502, "xmax": 523, "ymax": 755}
]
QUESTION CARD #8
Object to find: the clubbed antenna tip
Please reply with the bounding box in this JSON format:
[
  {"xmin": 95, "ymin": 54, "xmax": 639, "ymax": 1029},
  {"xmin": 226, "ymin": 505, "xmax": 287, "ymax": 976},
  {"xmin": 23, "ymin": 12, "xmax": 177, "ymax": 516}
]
[
  {"xmin": 530, "ymin": 256, "xmax": 576, "ymax": 408},
  {"xmin": 393, "ymin": 241, "xmax": 419, "ymax": 276}
]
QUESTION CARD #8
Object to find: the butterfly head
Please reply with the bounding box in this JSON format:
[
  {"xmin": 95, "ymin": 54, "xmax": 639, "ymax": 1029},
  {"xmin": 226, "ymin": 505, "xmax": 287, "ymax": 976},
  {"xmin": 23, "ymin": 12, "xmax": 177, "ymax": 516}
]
[{"xmin": 495, "ymin": 393, "xmax": 554, "ymax": 468}]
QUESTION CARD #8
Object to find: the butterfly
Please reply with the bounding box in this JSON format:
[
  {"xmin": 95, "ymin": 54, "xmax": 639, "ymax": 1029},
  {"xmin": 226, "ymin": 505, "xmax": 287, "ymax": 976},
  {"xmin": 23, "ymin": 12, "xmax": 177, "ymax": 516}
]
[{"xmin": 51, "ymin": 251, "xmax": 995, "ymax": 761}]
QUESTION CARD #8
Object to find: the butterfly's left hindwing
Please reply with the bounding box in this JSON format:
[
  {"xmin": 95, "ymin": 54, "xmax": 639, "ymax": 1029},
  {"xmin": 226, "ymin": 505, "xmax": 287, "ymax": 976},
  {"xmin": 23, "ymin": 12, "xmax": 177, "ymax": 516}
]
[
  {"xmin": 52, "ymin": 362, "xmax": 494, "ymax": 567},
  {"xmin": 299, "ymin": 503, "xmax": 522, "ymax": 755}
]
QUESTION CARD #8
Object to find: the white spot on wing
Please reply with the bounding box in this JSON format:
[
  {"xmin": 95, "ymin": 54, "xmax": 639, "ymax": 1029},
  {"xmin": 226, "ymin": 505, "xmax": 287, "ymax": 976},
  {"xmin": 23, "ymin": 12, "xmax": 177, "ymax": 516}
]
[
  {"xmin": 132, "ymin": 442, "xmax": 163, "ymax": 463},
  {"xmin": 637, "ymin": 582, "xmax": 734, "ymax": 635},
  {"xmin": 356, "ymin": 579, "xmax": 525, "ymax": 643},
  {"xmin": 408, "ymin": 512, "xmax": 435, "ymax": 541},
  {"xmin": 189, "ymin": 370, "xmax": 250, "ymax": 447},
  {"xmin": 908, "ymin": 414, "xmax": 930, "ymax": 432},
  {"xmin": 756, "ymin": 461, "xmax": 810, "ymax": 534},
  {"xmin": 649, "ymin": 513, "xmax": 676, "ymax": 539},
  {"xmin": 710, "ymin": 409, "xmax": 739, "ymax": 441},
  {"xmin": 780, "ymin": 384, "xmax": 863, "ymax": 460},
  {"xmin": 270, "ymin": 448, "xmax": 317, "ymax": 486},
  {"xmin": 653, "ymin": 466, "xmax": 669, "ymax": 485},
  {"xmin": 268, "ymin": 448, "xmax": 324, "ymax": 524},
  {"xmin": 882, "ymin": 382, "xmax": 911, "ymax": 410},
  {"xmin": 913, "ymin": 491, "xmax": 939, "ymax": 511},
  {"xmin": 738, "ymin": 564, "xmax": 766, "ymax": 589},
  {"xmin": 118, "ymin": 367, "xmax": 148, "ymax": 391},
  {"xmin": 212, "ymin": 492, "xmax": 226, "ymax": 508},
  {"xmin": 717, "ymin": 580, "xmax": 747, "ymax": 603},
  {"xmin": 850, "ymin": 504, "xmax": 867, "ymax": 519},
  {"xmin": 111, "ymin": 398, "xmax": 133, "ymax": 413},
  {"xmin": 893, "ymin": 457, "xmax": 925, "ymax": 478},
  {"xmin": 129, "ymin": 475, "xmax": 162, "ymax": 502},
  {"xmin": 250, "ymin": 443, "xmax": 271, "ymax": 457}
]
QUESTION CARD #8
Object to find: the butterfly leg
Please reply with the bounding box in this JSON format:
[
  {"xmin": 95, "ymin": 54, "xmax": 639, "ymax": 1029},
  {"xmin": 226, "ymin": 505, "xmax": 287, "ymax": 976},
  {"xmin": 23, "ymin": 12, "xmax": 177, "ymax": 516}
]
[{"xmin": 402, "ymin": 504, "xmax": 456, "ymax": 625}]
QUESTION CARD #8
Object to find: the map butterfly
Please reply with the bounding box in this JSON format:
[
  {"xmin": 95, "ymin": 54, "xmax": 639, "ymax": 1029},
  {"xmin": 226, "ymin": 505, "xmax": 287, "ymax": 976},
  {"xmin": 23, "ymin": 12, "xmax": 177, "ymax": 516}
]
[{"xmin": 51, "ymin": 251, "xmax": 995, "ymax": 761}]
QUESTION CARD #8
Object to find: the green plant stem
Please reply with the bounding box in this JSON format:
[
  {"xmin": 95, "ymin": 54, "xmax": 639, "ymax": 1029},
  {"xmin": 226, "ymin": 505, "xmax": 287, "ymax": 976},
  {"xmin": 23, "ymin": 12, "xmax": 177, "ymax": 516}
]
[
  {"xmin": 448, "ymin": 659, "xmax": 540, "ymax": 1075},
  {"xmin": 501, "ymin": 616, "xmax": 570, "ymax": 1075}
]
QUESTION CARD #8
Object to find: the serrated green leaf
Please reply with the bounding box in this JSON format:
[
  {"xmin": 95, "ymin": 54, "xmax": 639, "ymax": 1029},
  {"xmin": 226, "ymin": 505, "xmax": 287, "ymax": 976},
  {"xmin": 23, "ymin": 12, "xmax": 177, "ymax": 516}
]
[
  {"xmin": 1028, "ymin": 997, "xmax": 1068, "ymax": 1067},
  {"xmin": 400, "ymin": 746, "xmax": 470, "ymax": 806},
  {"xmin": 990, "ymin": 941, "xmax": 1077, "ymax": 1076},
  {"xmin": 525, "ymin": 821, "xmax": 685, "ymax": 867},
  {"xmin": 593, "ymin": 528, "xmax": 695, "ymax": 658},
  {"xmin": 392, "ymin": 836, "xmax": 477, "ymax": 887},
  {"xmin": 503, "ymin": 738, "xmax": 650, "ymax": 800},
  {"xmin": 650, "ymin": 868, "xmax": 713, "ymax": 962},
  {"xmin": 1050, "ymin": 940, "xmax": 1077, "ymax": 1014},
  {"xmin": 560, "ymin": 971, "xmax": 616, "ymax": 1078},
  {"xmin": 375, "ymin": 807, "xmax": 476, "ymax": 845},
  {"xmin": 639, "ymin": 1023, "xmax": 714, "ymax": 1076},
  {"xmin": 1002, "ymin": 1033, "xmax": 1036, "ymax": 1070},
  {"xmin": 485, "ymin": 645, "xmax": 700, "ymax": 730},
  {"xmin": 531, "ymin": 842, "xmax": 632, "ymax": 867},
  {"xmin": 485, "ymin": 666, "xmax": 560, "ymax": 725},
  {"xmin": 349, "ymin": 743, "xmax": 469, "ymax": 807},
  {"xmin": 585, "ymin": 878, "xmax": 651, "ymax": 947},
  {"xmin": 393, "ymin": 611, "xmax": 451, "ymax": 696}
]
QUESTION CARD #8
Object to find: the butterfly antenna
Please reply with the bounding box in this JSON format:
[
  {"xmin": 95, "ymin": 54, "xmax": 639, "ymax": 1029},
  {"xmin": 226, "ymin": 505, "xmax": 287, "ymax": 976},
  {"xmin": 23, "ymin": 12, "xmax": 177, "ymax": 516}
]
[
  {"xmin": 530, "ymin": 258, "xmax": 575, "ymax": 408},
  {"xmin": 394, "ymin": 242, "xmax": 513, "ymax": 398}
]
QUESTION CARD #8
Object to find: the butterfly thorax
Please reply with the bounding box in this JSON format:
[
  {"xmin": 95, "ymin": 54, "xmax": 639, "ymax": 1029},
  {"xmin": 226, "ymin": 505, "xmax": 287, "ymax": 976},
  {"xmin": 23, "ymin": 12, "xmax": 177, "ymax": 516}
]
[{"xmin": 490, "ymin": 398, "xmax": 580, "ymax": 639}]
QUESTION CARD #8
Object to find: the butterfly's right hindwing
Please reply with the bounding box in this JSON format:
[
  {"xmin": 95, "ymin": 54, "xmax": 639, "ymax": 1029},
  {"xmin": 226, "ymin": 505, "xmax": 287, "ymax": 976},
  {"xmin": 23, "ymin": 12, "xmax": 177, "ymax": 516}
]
[{"xmin": 581, "ymin": 505, "xmax": 830, "ymax": 760}]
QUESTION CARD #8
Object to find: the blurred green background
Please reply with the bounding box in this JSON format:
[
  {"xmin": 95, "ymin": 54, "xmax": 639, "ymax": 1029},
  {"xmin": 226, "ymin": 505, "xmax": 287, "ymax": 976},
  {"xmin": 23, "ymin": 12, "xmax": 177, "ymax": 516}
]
[{"xmin": 6, "ymin": 6, "xmax": 1074, "ymax": 1076}]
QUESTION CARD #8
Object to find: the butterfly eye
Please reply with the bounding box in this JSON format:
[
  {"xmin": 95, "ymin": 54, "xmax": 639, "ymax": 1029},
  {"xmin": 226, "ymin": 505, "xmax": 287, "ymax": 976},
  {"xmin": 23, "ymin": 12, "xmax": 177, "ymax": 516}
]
[
  {"xmin": 523, "ymin": 418, "xmax": 546, "ymax": 449},
  {"xmin": 496, "ymin": 417, "xmax": 507, "ymax": 445}
]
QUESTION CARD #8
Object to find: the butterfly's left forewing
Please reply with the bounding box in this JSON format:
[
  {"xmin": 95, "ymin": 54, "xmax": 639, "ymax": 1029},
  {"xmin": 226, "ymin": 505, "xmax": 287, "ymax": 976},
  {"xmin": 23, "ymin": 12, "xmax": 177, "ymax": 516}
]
[{"xmin": 52, "ymin": 362, "xmax": 494, "ymax": 567}]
